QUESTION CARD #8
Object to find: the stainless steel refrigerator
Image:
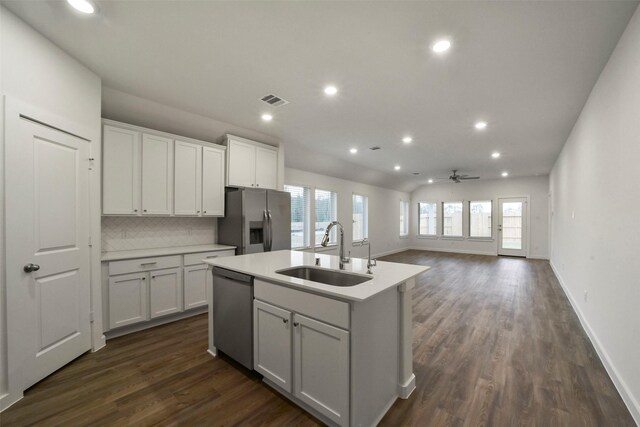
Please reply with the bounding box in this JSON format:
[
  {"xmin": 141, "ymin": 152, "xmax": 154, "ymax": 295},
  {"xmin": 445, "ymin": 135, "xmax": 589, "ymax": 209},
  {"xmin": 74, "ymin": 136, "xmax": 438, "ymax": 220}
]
[{"xmin": 218, "ymin": 187, "xmax": 291, "ymax": 254}]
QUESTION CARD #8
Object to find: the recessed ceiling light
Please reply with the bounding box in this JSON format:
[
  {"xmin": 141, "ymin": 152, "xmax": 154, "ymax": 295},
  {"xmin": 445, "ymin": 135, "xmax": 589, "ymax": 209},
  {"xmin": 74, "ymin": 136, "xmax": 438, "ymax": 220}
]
[
  {"xmin": 261, "ymin": 114, "xmax": 273, "ymax": 122},
  {"xmin": 402, "ymin": 136, "xmax": 413, "ymax": 144},
  {"xmin": 349, "ymin": 148, "xmax": 358, "ymax": 154},
  {"xmin": 501, "ymin": 171, "xmax": 509, "ymax": 177},
  {"xmin": 428, "ymin": 179, "xmax": 434, "ymax": 184},
  {"xmin": 66, "ymin": 0, "xmax": 95, "ymax": 14},
  {"xmin": 394, "ymin": 165, "xmax": 401, "ymax": 171},
  {"xmin": 491, "ymin": 152, "xmax": 501, "ymax": 159},
  {"xmin": 475, "ymin": 121, "xmax": 488, "ymax": 130},
  {"xmin": 432, "ymin": 39, "xmax": 451, "ymax": 53},
  {"xmin": 324, "ymin": 86, "xmax": 338, "ymax": 96}
]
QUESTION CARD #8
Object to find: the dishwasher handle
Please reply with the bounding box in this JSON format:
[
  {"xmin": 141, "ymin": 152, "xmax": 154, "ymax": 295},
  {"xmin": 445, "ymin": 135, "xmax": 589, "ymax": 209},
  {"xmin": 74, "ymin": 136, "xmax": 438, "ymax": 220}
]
[{"xmin": 212, "ymin": 267, "xmax": 253, "ymax": 283}]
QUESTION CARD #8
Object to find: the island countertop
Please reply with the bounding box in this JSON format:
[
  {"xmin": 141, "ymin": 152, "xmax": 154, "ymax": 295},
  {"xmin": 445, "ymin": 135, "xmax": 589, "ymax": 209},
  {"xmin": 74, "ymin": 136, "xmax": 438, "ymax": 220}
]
[{"xmin": 203, "ymin": 250, "xmax": 430, "ymax": 301}]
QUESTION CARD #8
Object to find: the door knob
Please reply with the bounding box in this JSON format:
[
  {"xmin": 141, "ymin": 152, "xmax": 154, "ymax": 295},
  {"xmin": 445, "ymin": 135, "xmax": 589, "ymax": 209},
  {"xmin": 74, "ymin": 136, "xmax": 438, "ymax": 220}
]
[{"xmin": 24, "ymin": 263, "xmax": 40, "ymax": 273}]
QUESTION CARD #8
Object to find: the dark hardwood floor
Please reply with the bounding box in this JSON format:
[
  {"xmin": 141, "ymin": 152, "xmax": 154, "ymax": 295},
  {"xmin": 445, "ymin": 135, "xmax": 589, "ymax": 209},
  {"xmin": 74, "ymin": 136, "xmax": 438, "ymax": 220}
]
[{"xmin": 2, "ymin": 251, "xmax": 635, "ymax": 426}]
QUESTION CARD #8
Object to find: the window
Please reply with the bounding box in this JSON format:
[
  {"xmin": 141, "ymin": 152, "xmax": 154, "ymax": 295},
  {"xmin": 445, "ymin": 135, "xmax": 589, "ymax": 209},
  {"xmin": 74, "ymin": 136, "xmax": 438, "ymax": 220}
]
[
  {"xmin": 285, "ymin": 185, "xmax": 310, "ymax": 249},
  {"xmin": 352, "ymin": 193, "xmax": 368, "ymax": 241},
  {"xmin": 399, "ymin": 200, "xmax": 409, "ymax": 237},
  {"xmin": 315, "ymin": 189, "xmax": 337, "ymax": 246},
  {"xmin": 418, "ymin": 202, "xmax": 437, "ymax": 236},
  {"xmin": 442, "ymin": 202, "xmax": 463, "ymax": 236},
  {"xmin": 469, "ymin": 200, "xmax": 492, "ymax": 238}
]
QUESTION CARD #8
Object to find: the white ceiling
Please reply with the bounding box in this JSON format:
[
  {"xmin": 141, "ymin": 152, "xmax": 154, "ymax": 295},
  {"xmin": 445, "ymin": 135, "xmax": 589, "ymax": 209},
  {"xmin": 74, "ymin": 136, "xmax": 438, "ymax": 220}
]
[{"xmin": 3, "ymin": 0, "xmax": 638, "ymax": 192}]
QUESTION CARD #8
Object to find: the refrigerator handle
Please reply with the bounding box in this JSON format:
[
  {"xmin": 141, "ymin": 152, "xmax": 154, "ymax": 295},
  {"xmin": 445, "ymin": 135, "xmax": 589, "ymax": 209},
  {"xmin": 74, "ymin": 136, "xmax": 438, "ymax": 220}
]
[
  {"xmin": 267, "ymin": 210, "xmax": 273, "ymax": 251},
  {"xmin": 263, "ymin": 209, "xmax": 269, "ymax": 252}
]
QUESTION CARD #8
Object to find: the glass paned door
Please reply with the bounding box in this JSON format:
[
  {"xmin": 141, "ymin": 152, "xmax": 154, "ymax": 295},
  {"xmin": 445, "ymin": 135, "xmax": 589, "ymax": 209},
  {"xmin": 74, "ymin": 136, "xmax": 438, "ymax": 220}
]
[{"xmin": 498, "ymin": 198, "xmax": 527, "ymax": 257}]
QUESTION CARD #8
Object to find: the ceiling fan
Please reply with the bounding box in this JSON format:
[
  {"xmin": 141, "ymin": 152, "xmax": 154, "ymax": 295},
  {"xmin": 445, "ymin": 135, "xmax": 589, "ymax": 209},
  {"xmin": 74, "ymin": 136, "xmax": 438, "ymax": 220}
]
[{"xmin": 437, "ymin": 170, "xmax": 480, "ymax": 184}]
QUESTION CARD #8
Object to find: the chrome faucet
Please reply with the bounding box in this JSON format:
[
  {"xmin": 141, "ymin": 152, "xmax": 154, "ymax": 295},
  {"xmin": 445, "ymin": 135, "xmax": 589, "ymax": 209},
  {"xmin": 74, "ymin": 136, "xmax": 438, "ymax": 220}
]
[
  {"xmin": 356, "ymin": 238, "xmax": 377, "ymax": 274},
  {"xmin": 321, "ymin": 221, "xmax": 350, "ymax": 270}
]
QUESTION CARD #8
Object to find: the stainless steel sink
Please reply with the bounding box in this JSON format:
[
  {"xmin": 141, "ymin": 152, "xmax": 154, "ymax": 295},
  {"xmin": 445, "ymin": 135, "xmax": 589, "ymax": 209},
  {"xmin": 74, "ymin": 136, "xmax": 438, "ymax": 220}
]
[{"xmin": 276, "ymin": 266, "xmax": 372, "ymax": 287}]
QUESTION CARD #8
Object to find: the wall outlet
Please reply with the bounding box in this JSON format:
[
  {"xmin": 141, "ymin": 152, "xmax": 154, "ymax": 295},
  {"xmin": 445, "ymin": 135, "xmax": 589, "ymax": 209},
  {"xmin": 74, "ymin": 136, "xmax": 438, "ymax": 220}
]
[{"xmin": 583, "ymin": 290, "xmax": 588, "ymax": 303}]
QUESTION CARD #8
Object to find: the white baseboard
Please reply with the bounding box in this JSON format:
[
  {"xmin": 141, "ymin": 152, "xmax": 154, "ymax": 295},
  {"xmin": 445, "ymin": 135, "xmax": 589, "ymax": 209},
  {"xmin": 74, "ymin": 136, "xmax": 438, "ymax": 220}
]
[
  {"xmin": 372, "ymin": 246, "xmax": 412, "ymax": 259},
  {"xmin": 550, "ymin": 261, "xmax": 640, "ymax": 425},
  {"xmin": 407, "ymin": 246, "xmax": 497, "ymax": 257}
]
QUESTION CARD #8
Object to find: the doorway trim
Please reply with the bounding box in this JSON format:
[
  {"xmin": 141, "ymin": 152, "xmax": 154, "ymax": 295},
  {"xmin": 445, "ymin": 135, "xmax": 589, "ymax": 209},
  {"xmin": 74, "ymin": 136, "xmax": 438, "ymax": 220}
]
[
  {"xmin": 1, "ymin": 97, "xmax": 104, "ymax": 411},
  {"xmin": 496, "ymin": 195, "xmax": 530, "ymax": 258}
]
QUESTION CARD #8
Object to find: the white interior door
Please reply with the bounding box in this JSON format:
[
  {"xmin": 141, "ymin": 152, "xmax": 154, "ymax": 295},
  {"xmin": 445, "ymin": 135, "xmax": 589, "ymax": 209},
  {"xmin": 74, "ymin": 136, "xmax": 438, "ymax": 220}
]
[
  {"xmin": 5, "ymin": 104, "xmax": 92, "ymax": 392},
  {"xmin": 498, "ymin": 197, "xmax": 528, "ymax": 257}
]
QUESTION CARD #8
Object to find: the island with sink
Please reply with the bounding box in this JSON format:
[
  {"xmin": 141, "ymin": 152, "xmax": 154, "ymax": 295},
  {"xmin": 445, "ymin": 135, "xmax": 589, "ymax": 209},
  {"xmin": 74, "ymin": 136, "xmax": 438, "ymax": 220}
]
[{"xmin": 204, "ymin": 250, "xmax": 429, "ymax": 427}]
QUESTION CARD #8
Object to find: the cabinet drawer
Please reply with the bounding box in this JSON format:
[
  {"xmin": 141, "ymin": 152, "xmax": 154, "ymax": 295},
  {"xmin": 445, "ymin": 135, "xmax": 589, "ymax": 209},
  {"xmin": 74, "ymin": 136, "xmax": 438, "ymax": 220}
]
[
  {"xmin": 255, "ymin": 279, "xmax": 349, "ymax": 330},
  {"xmin": 109, "ymin": 255, "xmax": 181, "ymax": 276},
  {"xmin": 183, "ymin": 249, "xmax": 235, "ymax": 266}
]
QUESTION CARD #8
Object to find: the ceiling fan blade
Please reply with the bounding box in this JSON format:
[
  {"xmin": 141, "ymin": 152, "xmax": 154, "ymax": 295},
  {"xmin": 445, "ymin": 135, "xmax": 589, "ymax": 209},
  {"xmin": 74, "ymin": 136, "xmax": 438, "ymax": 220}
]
[{"xmin": 459, "ymin": 176, "xmax": 480, "ymax": 180}]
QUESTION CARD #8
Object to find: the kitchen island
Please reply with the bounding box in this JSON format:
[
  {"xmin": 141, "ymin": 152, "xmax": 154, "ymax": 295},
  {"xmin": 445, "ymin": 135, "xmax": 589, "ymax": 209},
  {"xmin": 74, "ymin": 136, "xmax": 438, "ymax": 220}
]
[{"xmin": 204, "ymin": 250, "xmax": 429, "ymax": 427}]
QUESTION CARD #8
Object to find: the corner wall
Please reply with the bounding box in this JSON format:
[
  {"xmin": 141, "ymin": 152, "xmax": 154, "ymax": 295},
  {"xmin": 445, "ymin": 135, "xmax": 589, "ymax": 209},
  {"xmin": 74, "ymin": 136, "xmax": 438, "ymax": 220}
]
[
  {"xmin": 410, "ymin": 175, "xmax": 549, "ymax": 258},
  {"xmin": 285, "ymin": 168, "xmax": 412, "ymax": 259},
  {"xmin": 549, "ymin": 6, "xmax": 640, "ymax": 423},
  {"xmin": 0, "ymin": 6, "xmax": 102, "ymax": 409}
]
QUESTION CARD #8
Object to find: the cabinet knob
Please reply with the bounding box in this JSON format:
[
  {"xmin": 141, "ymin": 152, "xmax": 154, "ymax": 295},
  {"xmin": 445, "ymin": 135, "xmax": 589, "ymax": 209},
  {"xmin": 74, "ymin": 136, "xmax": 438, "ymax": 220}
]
[
  {"xmin": 256, "ymin": 184, "xmax": 260, "ymax": 187},
  {"xmin": 134, "ymin": 209, "xmax": 138, "ymax": 212},
  {"xmin": 142, "ymin": 277, "xmax": 146, "ymax": 280},
  {"xmin": 204, "ymin": 211, "xmax": 207, "ymax": 214},
  {"xmin": 197, "ymin": 210, "xmax": 200, "ymax": 213},
  {"xmin": 282, "ymin": 318, "xmax": 288, "ymax": 324},
  {"xmin": 143, "ymin": 209, "xmax": 147, "ymax": 212},
  {"xmin": 151, "ymin": 276, "xmax": 155, "ymax": 279},
  {"xmin": 293, "ymin": 322, "xmax": 299, "ymax": 327}
]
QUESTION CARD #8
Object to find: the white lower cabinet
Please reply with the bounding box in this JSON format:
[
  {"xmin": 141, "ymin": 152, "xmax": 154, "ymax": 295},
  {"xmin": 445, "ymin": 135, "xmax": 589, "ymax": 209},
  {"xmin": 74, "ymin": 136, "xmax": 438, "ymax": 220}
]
[
  {"xmin": 149, "ymin": 267, "xmax": 183, "ymax": 318},
  {"xmin": 253, "ymin": 298, "xmax": 349, "ymax": 427},
  {"xmin": 293, "ymin": 314, "xmax": 350, "ymax": 426},
  {"xmin": 109, "ymin": 272, "xmax": 149, "ymax": 329},
  {"xmin": 183, "ymin": 264, "xmax": 211, "ymax": 310},
  {"xmin": 254, "ymin": 300, "xmax": 293, "ymax": 392}
]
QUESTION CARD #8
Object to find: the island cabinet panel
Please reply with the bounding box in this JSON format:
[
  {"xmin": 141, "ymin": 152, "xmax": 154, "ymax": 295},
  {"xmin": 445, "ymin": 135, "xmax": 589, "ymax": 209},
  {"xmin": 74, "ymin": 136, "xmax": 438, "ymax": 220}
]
[
  {"xmin": 141, "ymin": 134, "xmax": 173, "ymax": 215},
  {"xmin": 293, "ymin": 314, "xmax": 349, "ymax": 427},
  {"xmin": 149, "ymin": 267, "xmax": 183, "ymax": 318},
  {"xmin": 102, "ymin": 125, "xmax": 140, "ymax": 215},
  {"xmin": 109, "ymin": 272, "xmax": 148, "ymax": 329},
  {"xmin": 254, "ymin": 300, "xmax": 292, "ymax": 392}
]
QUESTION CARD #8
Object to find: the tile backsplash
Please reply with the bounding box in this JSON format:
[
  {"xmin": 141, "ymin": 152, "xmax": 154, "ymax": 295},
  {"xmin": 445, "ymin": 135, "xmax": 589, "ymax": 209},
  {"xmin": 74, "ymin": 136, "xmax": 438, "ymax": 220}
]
[{"xmin": 102, "ymin": 216, "xmax": 217, "ymax": 252}]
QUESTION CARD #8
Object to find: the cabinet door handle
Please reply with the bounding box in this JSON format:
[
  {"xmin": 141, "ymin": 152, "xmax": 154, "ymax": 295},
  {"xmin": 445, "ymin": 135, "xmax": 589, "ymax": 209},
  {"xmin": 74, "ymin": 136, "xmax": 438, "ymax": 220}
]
[
  {"xmin": 293, "ymin": 322, "xmax": 299, "ymax": 327},
  {"xmin": 206, "ymin": 255, "xmax": 218, "ymax": 259},
  {"xmin": 282, "ymin": 318, "xmax": 288, "ymax": 324},
  {"xmin": 140, "ymin": 262, "xmax": 157, "ymax": 266}
]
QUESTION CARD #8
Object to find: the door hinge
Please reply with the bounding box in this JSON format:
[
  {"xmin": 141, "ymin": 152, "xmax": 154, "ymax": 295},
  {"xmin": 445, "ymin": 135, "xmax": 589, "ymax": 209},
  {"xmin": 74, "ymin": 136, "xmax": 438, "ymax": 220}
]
[
  {"xmin": 90, "ymin": 311, "xmax": 94, "ymax": 323},
  {"xmin": 88, "ymin": 236, "xmax": 92, "ymax": 247}
]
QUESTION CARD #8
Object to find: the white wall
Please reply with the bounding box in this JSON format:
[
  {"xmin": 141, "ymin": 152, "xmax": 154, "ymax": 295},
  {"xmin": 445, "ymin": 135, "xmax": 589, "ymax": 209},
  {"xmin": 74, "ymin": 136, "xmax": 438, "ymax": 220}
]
[
  {"xmin": 549, "ymin": 7, "xmax": 640, "ymax": 423},
  {"xmin": 410, "ymin": 175, "xmax": 549, "ymax": 259},
  {"xmin": 285, "ymin": 168, "xmax": 412, "ymax": 260},
  {"xmin": 0, "ymin": 6, "xmax": 102, "ymax": 408}
]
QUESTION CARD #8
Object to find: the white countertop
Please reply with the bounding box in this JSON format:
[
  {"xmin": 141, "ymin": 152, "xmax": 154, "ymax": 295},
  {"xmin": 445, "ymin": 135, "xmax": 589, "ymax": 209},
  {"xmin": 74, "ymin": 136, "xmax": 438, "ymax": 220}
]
[
  {"xmin": 102, "ymin": 244, "xmax": 236, "ymax": 261},
  {"xmin": 204, "ymin": 250, "xmax": 430, "ymax": 302}
]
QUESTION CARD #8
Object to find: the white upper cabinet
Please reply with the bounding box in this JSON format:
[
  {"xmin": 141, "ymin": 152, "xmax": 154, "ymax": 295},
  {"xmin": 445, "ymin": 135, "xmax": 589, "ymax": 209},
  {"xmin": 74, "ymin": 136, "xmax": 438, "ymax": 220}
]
[
  {"xmin": 202, "ymin": 146, "xmax": 225, "ymax": 216},
  {"xmin": 103, "ymin": 125, "xmax": 140, "ymax": 215},
  {"xmin": 225, "ymin": 135, "xmax": 279, "ymax": 190},
  {"xmin": 142, "ymin": 134, "xmax": 173, "ymax": 215},
  {"xmin": 227, "ymin": 138, "xmax": 256, "ymax": 188},
  {"xmin": 174, "ymin": 140, "xmax": 202, "ymax": 216},
  {"xmin": 255, "ymin": 146, "xmax": 278, "ymax": 190},
  {"xmin": 102, "ymin": 120, "xmax": 225, "ymax": 217}
]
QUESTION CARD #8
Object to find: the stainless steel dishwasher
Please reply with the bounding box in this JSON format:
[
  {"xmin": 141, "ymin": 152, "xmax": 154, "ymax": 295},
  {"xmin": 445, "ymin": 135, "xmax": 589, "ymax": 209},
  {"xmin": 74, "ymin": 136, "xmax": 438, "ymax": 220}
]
[{"xmin": 212, "ymin": 267, "xmax": 254, "ymax": 370}]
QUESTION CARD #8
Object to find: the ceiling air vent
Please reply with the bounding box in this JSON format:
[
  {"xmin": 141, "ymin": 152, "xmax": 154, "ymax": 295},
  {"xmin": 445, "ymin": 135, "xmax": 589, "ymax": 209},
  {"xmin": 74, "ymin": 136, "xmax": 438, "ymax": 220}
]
[
  {"xmin": 369, "ymin": 146, "xmax": 381, "ymax": 151},
  {"xmin": 260, "ymin": 94, "xmax": 289, "ymax": 107},
  {"xmin": 412, "ymin": 172, "xmax": 421, "ymax": 176}
]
